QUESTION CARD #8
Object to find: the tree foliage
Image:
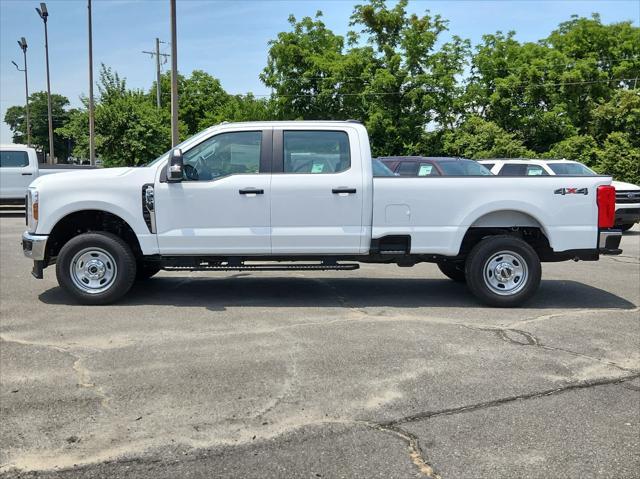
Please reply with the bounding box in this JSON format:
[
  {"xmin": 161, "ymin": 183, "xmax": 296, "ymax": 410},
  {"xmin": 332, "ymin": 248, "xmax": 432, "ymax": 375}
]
[
  {"xmin": 4, "ymin": 91, "xmax": 72, "ymax": 160},
  {"xmin": 5, "ymin": 1, "xmax": 639, "ymax": 182}
]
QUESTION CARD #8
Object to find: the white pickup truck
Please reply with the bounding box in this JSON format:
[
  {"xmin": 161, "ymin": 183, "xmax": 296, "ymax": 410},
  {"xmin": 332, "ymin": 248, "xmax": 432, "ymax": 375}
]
[
  {"xmin": 1, "ymin": 144, "xmax": 95, "ymax": 204},
  {"xmin": 22, "ymin": 121, "xmax": 622, "ymax": 307}
]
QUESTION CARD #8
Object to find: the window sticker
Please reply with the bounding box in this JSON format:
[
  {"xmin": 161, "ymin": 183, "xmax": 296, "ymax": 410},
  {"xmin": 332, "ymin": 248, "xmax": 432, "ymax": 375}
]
[
  {"xmin": 418, "ymin": 164, "xmax": 433, "ymax": 176},
  {"xmin": 311, "ymin": 163, "xmax": 325, "ymax": 173}
]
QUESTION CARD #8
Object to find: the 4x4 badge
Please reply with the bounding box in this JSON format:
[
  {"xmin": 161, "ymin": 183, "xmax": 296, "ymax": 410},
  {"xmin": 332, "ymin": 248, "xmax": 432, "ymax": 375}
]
[{"xmin": 554, "ymin": 188, "xmax": 588, "ymax": 195}]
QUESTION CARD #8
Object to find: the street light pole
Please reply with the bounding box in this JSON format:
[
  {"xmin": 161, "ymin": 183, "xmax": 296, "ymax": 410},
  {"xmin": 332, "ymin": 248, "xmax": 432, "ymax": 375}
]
[
  {"xmin": 170, "ymin": 0, "xmax": 179, "ymax": 146},
  {"xmin": 15, "ymin": 38, "xmax": 31, "ymax": 147},
  {"xmin": 36, "ymin": 3, "xmax": 55, "ymax": 164},
  {"xmin": 87, "ymin": 0, "xmax": 96, "ymax": 166}
]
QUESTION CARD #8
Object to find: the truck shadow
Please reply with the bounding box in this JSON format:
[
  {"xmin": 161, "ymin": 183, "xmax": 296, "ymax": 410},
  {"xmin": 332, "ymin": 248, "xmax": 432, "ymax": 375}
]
[{"xmin": 38, "ymin": 276, "xmax": 636, "ymax": 310}]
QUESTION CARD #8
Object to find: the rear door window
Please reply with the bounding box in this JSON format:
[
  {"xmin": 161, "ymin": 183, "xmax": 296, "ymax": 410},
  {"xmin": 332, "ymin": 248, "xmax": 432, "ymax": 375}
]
[
  {"xmin": 0, "ymin": 151, "xmax": 29, "ymax": 168},
  {"xmin": 283, "ymin": 131, "xmax": 350, "ymax": 174}
]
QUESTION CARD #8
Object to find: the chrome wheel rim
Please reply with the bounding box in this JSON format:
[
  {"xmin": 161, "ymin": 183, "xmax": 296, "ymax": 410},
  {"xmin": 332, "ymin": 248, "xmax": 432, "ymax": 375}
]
[
  {"xmin": 483, "ymin": 250, "xmax": 528, "ymax": 296},
  {"xmin": 70, "ymin": 248, "xmax": 117, "ymax": 294}
]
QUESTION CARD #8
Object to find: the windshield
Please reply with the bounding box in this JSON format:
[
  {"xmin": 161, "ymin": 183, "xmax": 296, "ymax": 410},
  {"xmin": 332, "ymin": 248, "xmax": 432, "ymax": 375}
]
[
  {"xmin": 438, "ymin": 160, "xmax": 492, "ymax": 176},
  {"xmin": 547, "ymin": 162, "xmax": 596, "ymax": 176},
  {"xmin": 372, "ymin": 159, "xmax": 395, "ymax": 177}
]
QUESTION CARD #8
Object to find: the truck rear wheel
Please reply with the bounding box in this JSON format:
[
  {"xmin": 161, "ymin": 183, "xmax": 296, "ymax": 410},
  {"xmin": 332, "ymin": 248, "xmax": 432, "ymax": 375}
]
[
  {"xmin": 56, "ymin": 232, "xmax": 137, "ymax": 305},
  {"xmin": 437, "ymin": 262, "xmax": 466, "ymax": 282},
  {"xmin": 465, "ymin": 235, "xmax": 541, "ymax": 307}
]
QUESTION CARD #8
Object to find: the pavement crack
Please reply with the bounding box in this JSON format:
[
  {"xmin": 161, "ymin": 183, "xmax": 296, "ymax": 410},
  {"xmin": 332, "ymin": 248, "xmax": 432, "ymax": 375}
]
[
  {"xmin": 382, "ymin": 373, "xmax": 640, "ymax": 427},
  {"xmin": 359, "ymin": 421, "xmax": 441, "ymax": 478},
  {"xmin": 508, "ymin": 307, "xmax": 640, "ymax": 328},
  {"xmin": 0, "ymin": 335, "xmax": 113, "ymax": 412},
  {"xmin": 463, "ymin": 325, "xmax": 637, "ymax": 373},
  {"xmin": 71, "ymin": 353, "xmax": 114, "ymax": 412}
]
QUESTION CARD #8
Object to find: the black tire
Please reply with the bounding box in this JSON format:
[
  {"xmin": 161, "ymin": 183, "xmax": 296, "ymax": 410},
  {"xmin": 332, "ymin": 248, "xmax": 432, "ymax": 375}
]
[
  {"xmin": 465, "ymin": 235, "xmax": 541, "ymax": 308},
  {"xmin": 437, "ymin": 262, "xmax": 466, "ymax": 282},
  {"xmin": 136, "ymin": 262, "xmax": 161, "ymax": 281},
  {"xmin": 56, "ymin": 232, "xmax": 137, "ymax": 305},
  {"xmin": 618, "ymin": 223, "xmax": 634, "ymax": 232}
]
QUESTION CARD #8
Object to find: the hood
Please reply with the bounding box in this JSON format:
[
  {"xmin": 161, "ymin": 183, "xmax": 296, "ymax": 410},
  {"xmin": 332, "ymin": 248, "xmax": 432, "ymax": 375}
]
[
  {"xmin": 31, "ymin": 167, "xmax": 155, "ymax": 189},
  {"xmin": 612, "ymin": 180, "xmax": 640, "ymax": 191}
]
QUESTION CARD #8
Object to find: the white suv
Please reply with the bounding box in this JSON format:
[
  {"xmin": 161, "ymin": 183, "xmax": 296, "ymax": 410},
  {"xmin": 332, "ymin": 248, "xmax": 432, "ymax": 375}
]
[{"xmin": 479, "ymin": 159, "xmax": 640, "ymax": 231}]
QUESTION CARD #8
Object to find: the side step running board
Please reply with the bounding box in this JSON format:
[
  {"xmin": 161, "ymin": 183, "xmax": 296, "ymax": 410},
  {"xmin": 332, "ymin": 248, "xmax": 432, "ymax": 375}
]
[{"xmin": 163, "ymin": 263, "xmax": 360, "ymax": 272}]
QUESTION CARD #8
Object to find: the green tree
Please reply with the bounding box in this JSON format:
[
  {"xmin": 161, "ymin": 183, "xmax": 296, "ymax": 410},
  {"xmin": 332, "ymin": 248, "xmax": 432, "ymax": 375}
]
[
  {"xmin": 465, "ymin": 15, "xmax": 639, "ymax": 154},
  {"xmin": 596, "ymin": 132, "xmax": 640, "ymax": 184},
  {"xmin": 4, "ymin": 91, "xmax": 72, "ymax": 161},
  {"xmin": 198, "ymin": 94, "xmax": 275, "ymax": 129},
  {"xmin": 442, "ymin": 116, "xmax": 534, "ymax": 159},
  {"xmin": 150, "ymin": 70, "xmax": 232, "ymax": 137},
  {"xmin": 261, "ymin": 1, "xmax": 469, "ymax": 156},
  {"xmin": 58, "ymin": 65, "xmax": 170, "ymax": 166},
  {"xmin": 543, "ymin": 135, "xmax": 599, "ymax": 167}
]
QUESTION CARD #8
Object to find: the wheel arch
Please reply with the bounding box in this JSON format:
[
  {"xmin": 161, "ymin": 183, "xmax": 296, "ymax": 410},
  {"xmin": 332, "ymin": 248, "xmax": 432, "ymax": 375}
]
[
  {"xmin": 46, "ymin": 209, "xmax": 143, "ymax": 263},
  {"xmin": 457, "ymin": 208, "xmax": 554, "ymax": 258}
]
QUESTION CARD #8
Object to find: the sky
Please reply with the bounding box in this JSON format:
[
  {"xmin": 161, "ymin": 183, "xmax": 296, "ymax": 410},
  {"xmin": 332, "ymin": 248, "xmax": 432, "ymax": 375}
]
[{"xmin": 1, "ymin": 0, "xmax": 639, "ymax": 144}]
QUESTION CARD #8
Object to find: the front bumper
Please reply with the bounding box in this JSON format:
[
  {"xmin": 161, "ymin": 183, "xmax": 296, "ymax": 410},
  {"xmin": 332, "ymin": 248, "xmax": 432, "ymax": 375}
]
[
  {"xmin": 598, "ymin": 229, "xmax": 622, "ymax": 255},
  {"xmin": 22, "ymin": 231, "xmax": 48, "ymax": 260},
  {"xmin": 22, "ymin": 232, "xmax": 48, "ymax": 279}
]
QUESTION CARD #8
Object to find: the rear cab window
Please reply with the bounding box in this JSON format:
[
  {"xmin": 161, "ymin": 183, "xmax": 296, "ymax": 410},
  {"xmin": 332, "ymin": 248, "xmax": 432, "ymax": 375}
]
[
  {"xmin": 283, "ymin": 131, "xmax": 350, "ymax": 174},
  {"xmin": 0, "ymin": 150, "xmax": 29, "ymax": 168}
]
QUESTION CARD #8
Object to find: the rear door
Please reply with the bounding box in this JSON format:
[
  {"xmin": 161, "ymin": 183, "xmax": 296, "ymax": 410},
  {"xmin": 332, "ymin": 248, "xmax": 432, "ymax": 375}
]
[
  {"xmin": 0, "ymin": 149, "xmax": 34, "ymax": 200},
  {"xmin": 270, "ymin": 128, "xmax": 364, "ymax": 254}
]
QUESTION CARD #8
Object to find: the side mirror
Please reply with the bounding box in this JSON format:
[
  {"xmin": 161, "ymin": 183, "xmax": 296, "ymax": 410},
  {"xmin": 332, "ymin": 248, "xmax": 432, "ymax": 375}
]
[{"xmin": 167, "ymin": 148, "xmax": 183, "ymax": 182}]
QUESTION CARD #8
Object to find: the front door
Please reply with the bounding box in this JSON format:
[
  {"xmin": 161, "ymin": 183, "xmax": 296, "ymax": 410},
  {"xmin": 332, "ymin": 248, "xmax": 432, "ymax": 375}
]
[
  {"xmin": 154, "ymin": 129, "xmax": 272, "ymax": 255},
  {"xmin": 270, "ymin": 129, "xmax": 364, "ymax": 254}
]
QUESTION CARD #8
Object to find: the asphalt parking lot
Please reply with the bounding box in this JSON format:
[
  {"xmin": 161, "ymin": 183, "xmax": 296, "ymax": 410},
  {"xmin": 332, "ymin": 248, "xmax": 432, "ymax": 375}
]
[{"xmin": 1, "ymin": 214, "xmax": 638, "ymax": 478}]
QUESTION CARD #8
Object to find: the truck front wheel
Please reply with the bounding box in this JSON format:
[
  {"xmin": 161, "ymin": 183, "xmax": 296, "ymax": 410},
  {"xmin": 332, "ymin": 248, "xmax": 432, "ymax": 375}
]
[
  {"xmin": 465, "ymin": 236, "xmax": 541, "ymax": 307},
  {"xmin": 56, "ymin": 232, "xmax": 137, "ymax": 305}
]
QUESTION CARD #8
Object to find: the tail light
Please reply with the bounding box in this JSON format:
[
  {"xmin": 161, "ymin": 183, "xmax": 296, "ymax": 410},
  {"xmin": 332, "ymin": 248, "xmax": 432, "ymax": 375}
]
[{"xmin": 597, "ymin": 185, "xmax": 615, "ymax": 228}]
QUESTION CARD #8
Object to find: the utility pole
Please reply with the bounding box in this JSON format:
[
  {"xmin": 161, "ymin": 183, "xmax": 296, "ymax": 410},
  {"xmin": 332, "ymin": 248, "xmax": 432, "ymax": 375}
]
[
  {"xmin": 13, "ymin": 38, "xmax": 31, "ymax": 147},
  {"xmin": 142, "ymin": 38, "xmax": 169, "ymax": 108},
  {"xmin": 87, "ymin": 0, "xmax": 96, "ymax": 166},
  {"xmin": 36, "ymin": 3, "xmax": 55, "ymax": 164},
  {"xmin": 170, "ymin": 0, "xmax": 179, "ymax": 146}
]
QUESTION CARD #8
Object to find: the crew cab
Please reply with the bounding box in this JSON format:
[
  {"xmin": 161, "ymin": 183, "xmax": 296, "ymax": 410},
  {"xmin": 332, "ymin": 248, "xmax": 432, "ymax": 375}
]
[
  {"xmin": 22, "ymin": 121, "xmax": 622, "ymax": 307},
  {"xmin": 1, "ymin": 144, "xmax": 95, "ymax": 204},
  {"xmin": 479, "ymin": 158, "xmax": 640, "ymax": 231}
]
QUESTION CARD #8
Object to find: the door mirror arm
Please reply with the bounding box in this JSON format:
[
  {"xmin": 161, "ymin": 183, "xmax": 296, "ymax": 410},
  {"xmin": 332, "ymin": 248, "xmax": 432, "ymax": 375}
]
[{"xmin": 167, "ymin": 148, "xmax": 184, "ymax": 182}]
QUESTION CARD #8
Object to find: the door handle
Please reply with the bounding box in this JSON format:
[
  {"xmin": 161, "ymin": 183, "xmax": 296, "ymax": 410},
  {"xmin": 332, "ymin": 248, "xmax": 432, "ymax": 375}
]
[
  {"xmin": 21, "ymin": 173, "xmax": 33, "ymax": 176},
  {"xmin": 332, "ymin": 188, "xmax": 356, "ymax": 194},
  {"xmin": 239, "ymin": 188, "xmax": 264, "ymax": 195}
]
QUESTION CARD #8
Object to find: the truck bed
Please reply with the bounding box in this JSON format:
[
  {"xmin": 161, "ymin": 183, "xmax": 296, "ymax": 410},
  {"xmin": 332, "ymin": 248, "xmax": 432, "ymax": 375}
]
[{"xmin": 372, "ymin": 175, "xmax": 612, "ymax": 255}]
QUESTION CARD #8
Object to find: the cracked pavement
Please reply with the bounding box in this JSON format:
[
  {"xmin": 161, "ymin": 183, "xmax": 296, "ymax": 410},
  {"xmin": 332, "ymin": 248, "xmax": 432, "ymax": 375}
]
[{"xmin": 0, "ymin": 215, "xmax": 638, "ymax": 478}]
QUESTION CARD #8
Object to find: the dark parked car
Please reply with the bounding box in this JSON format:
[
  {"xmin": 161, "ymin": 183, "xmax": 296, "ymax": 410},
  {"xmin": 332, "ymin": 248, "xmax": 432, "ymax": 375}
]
[{"xmin": 378, "ymin": 156, "xmax": 492, "ymax": 176}]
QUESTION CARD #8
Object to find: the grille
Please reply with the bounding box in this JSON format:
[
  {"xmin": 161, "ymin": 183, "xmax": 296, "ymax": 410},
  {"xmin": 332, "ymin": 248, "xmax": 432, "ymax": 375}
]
[{"xmin": 615, "ymin": 190, "xmax": 640, "ymax": 204}]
